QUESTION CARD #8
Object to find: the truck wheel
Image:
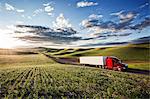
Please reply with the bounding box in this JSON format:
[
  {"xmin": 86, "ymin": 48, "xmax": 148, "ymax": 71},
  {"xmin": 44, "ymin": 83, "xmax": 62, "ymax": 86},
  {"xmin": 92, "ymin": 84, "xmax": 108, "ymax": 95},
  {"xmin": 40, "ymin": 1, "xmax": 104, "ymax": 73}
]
[
  {"xmin": 117, "ymin": 67, "xmax": 122, "ymax": 71},
  {"xmin": 102, "ymin": 65, "xmax": 105, "ymax": 69}
]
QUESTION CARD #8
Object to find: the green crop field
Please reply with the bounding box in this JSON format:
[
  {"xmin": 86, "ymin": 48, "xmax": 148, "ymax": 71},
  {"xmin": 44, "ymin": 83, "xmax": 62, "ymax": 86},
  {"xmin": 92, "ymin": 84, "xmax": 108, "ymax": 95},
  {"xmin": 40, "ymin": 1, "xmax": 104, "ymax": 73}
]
[
  {"xmin": 0, "ymin": 61, "xmax": 150, "ymax": 99},
  {"xmin": 0, "ymin": 53, "xmax": 150, "ymax": 98},
  {"xmin": 0, "ymin": 43, "xmax": 150, "ymax": 98}
]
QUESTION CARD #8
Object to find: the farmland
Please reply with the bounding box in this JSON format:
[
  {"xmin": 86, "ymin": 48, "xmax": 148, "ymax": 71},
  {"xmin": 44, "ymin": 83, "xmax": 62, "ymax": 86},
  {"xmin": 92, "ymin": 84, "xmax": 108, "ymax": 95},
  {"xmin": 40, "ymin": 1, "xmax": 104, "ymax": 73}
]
[
  {"xmin": 0, "ymin": 43, "xmax": 150, "ymax": 98},
  {"xmin": 0, "ymin": 55, "xmax": 150, "ymax": 98}
]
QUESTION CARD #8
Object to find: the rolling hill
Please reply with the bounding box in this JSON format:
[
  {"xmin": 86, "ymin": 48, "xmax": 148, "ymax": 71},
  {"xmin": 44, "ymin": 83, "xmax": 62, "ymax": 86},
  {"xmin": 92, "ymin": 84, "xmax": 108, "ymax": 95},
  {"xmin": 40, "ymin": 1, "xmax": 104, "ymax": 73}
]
[{"xmin": 46, "ymin": 43, "xmax": 150, "ymax": 62}]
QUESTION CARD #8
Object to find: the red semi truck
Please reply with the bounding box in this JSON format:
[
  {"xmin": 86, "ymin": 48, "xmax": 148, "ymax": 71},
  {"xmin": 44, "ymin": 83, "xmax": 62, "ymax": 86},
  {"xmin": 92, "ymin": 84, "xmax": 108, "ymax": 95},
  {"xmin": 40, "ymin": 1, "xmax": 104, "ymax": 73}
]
[{"xmin": 79, "ymin": 56, "xmax": 128, "ymax": 71}]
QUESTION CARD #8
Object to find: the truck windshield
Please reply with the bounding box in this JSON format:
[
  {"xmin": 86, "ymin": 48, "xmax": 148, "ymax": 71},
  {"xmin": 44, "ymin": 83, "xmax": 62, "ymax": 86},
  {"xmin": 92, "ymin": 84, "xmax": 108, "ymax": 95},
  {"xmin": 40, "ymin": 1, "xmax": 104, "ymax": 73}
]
[{"xmin": 113, "ymin": 58, "xmax": 121, "ymax": 63}]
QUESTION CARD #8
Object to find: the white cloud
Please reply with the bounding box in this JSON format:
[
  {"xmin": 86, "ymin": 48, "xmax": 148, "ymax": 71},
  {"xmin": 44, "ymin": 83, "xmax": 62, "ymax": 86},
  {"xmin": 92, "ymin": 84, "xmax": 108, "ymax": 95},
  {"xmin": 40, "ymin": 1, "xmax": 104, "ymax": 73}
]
[
  {"xmin": 16, "ymin": 9, "xmax": 24, "ymax": 13},
  {"xmin": 53, "ymin": 13, "xmax": 72, "ymax": 29},
  {"xmin": 33, "ymin": 3, "xmax": 54, "ymax": 16},
  {"xmin": 110, "ymin": 11, "xmax": 137, "ymax": 23},
  {"xmin": 33, "ymin": 8, "xmax": 43, "ymax": 16},
  {"xmin": 139, "ymin": 3, "xmax": 149, "ymax": 8},
  {"xmin": 47, "ymin": 13, "xmax": 53, "ymax": 16},
  {"xmin": 77, "ymin": 1, "xmax": 98, "ymax": 8},
  {"xmin": 44, "ymin": 5, "xmax": 54, "ymax": 16},
  {"xmin": 119, "ymin": 12, "xmax": 136, "ymax": 23},
  {"xmin": 44, "ymin": 5, "xmax": 54, "ymax": 12},
  {"xmin": 80, "ymin": 19, "xmax": 90, "ymax": 27},
  {"xmin": 88, "ymin": 14, "xmax": 103, "ymax": 19},
  {"xmin": 5, "ymin": 3, "xmax": 25, "ymax": 13},
  {"xmin": 43, "ymin": 3, "xmax": 51, "ymax": 6},
  {"xmin": 88, "ymin": 26, "xmax": 116, "ymax": 34},
  {"xmin": 110, "ymin": 10, "xmax": 124, "ymax": 16},
  {"xmin": 5, "ymin": 3, "xmax": 15, "ymax": 11}
]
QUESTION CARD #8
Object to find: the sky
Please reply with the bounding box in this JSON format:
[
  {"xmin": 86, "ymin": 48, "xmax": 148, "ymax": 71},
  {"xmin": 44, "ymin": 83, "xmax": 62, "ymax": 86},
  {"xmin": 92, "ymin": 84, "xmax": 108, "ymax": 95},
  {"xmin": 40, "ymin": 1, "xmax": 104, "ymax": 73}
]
[{"xmin": 0, "ymin": 0, "xmax": 149, "ymax": 48}]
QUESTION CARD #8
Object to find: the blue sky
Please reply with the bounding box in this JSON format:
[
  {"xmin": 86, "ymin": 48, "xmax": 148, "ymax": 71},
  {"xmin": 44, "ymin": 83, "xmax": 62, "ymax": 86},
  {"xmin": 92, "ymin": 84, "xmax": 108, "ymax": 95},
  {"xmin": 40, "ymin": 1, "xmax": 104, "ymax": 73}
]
[{"xmin": 0, "ymin": 0, "xmax": 149, "ymax": 48}]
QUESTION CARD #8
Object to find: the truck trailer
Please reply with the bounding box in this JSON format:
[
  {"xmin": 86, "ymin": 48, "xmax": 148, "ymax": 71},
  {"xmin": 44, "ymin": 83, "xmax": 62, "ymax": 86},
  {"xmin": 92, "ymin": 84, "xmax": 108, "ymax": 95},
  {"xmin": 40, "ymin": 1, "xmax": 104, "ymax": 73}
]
[{"xmin": 79, "ymin": 56, "xmax": 128, "ymax": 71}]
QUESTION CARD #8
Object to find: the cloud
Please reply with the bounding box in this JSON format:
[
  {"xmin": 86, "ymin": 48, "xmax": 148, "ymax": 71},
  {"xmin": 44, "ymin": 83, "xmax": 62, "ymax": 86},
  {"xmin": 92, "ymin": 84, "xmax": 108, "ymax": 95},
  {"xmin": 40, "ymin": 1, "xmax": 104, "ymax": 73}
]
[
  {"xmin": 45, "ymin": 6, "xmax": 54, "ymax": 12},
  {"xmin": 139, "ymin": 3, "xmax": 149, "ymax": 9},
  {"xmin": 81, "ymin": 11, "xmax": 138, "ymax": 32},
  {"xmin": 111, "ymin": 10, "xmax": 137, "ymax": 23},
  {"xmin": 80, "ymin": 10, "xmax": 145, "ymax": 41},
  {"xmin": 53, "ymin": 13, "xmax": 72, "ymax": 29},
  {"xmin": 43, "ymin": 3, "xmax": 51, "ymax": 6},
  {"xmin": 88, "ymin": 14, "xmax": 103, "ymax": 19},
  {"xmin": 131, "ymin": 17, "xmax": 150, "ymax": 30},
  {"xmin": 44, "ymin": 5, "xmax": 54, "ymax": 16},
  {"xmin": 33, "ymin": 8, "xmax": 43, "ymax": 16},
  {"xmin": 32, "ymin": 3, "xmax": 54, "ymax": 16},
  {"xmin": 80, "ymin": 42, "xmax": 128, "ymax": 47},
  {"xmin": 131, "ymin": 36, "xmax": 150, "ymax": 44},
  {"xmin": 110, "ymin": 10, "xmax": 124, "ymax": 16},
  {"xmin": 5, "ymin": 3, "xmax": 15, "ymax": 11},
  {"xmin": 81, "ymin": 18, "xmax": 117, "ymax": 31},
  {"xmin": 14, "ymin": 25, "xmax": 81, "ymax": 45},
  {"xmin": 77, "ymin": 1, "xmax": 98, "ymax": 8},
  {"xmin": 82, "ymin": 15, "xmax": 150, "ymax": 39},
  {"xmin": 119, "ymin": 12, "xmax": 137, "ymax": 23},
  {"xmin": 5, "ymin": 3, "xmax": 25, "ymax": 13},
  {"xmin": 80, "ymin": 19, "xmax": 100, "ymax": 28},
  {"xmin": 16, "ymin": 9, "xmax": 24, "ymax": 13},
  {"xmin": 80, "ymin": 18, "xmax": 133, "ymax": 35}
]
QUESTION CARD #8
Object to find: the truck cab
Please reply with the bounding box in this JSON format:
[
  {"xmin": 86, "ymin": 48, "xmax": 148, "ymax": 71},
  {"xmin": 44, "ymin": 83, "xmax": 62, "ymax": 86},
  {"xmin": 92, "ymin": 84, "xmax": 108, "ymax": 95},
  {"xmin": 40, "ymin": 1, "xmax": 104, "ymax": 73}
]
[{"xmin": 106, "ymin": 56, "xmax": 128, "ymax": 71}]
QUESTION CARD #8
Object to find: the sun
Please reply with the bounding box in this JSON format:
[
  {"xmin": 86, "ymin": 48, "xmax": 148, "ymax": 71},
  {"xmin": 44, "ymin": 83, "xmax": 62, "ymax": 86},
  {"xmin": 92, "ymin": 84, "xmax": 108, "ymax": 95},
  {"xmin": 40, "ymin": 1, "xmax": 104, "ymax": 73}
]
[{"xmin": 0, "ymin": 29, "xmax": 26, "ymax": 48}]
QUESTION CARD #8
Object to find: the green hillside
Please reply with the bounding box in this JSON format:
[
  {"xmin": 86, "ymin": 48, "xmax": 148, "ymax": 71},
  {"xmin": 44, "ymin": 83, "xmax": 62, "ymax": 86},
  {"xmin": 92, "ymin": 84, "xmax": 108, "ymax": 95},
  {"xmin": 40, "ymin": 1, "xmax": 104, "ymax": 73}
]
[{"xmin": 47, "ymin": 43, "xmax": 149, "ymax": 62}]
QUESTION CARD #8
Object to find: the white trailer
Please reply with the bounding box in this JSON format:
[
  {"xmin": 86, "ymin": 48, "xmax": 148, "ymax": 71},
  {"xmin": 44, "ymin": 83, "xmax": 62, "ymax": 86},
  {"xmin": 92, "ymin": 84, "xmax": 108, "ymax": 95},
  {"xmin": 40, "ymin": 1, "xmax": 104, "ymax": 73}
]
[{"xmin": 79, "ymin": 56, "xmax": 107, "ymax": 65}]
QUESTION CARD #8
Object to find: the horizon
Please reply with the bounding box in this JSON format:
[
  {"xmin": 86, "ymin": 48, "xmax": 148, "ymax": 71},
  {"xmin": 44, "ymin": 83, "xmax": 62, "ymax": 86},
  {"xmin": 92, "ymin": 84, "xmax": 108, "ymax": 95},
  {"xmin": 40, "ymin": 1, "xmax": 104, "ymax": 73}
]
[{"xmin": 0, "ymin": 0, "xmax": 149, "ymax": 48}]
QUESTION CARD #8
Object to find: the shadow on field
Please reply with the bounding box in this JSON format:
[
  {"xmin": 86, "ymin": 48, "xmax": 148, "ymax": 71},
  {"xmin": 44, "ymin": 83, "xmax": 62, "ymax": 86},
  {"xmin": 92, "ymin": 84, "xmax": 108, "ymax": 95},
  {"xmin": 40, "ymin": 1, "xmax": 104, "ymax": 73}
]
[{"xmin": 126, "ymin": 68, "xmax": 150, "ymax": 75}]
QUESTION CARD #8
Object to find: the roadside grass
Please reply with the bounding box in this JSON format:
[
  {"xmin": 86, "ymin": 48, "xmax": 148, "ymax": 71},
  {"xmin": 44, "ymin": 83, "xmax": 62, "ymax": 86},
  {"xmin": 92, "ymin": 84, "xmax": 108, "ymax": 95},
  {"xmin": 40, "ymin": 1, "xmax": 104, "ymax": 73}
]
[{"xmin": 128, "ymin": 62, "xmax": 150, "ymax": 70}]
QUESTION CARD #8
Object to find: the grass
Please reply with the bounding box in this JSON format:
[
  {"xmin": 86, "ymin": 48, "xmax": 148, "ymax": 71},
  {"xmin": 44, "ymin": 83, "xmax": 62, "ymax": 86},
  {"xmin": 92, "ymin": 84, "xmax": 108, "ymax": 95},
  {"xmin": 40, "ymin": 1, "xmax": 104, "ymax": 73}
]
[
  {"xmin": 58, "ymin": 46, "xmax": 149, "ymax": 61},
  {"xmin": 128, "ymin": 62, "xmax": 150, "ymax": 70},
  {"xmin": 0, "ymin": 54, "xmax": 55, "ymax": 68},
  {"xmin": 0, "ymin": 57, "xmax": 149, "ymax": 98},
  {"xmin": 50, "ymin": 44, "xmax": 150, "ymax": 61}
]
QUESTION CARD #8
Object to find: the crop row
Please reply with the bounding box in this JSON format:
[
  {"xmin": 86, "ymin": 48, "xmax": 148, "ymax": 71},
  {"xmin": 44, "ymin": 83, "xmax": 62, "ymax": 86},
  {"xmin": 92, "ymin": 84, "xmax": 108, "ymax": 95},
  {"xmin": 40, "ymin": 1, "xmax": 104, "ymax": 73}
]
[{"xmin": 0, "ymin": 65, "xmax": 150, "ymax": 98}]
